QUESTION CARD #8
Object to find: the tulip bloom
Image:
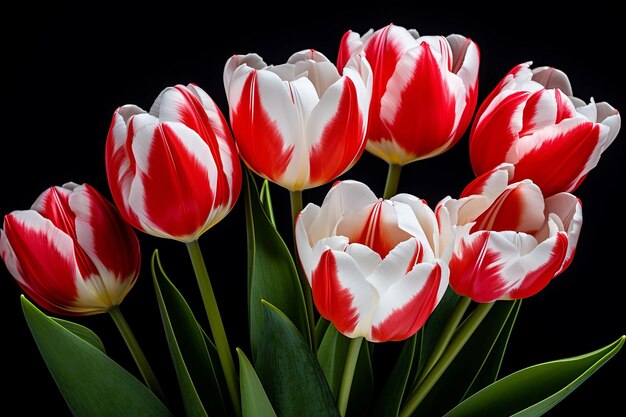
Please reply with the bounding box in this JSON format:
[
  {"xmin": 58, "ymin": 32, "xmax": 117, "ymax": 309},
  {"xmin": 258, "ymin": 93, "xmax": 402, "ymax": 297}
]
[
  {"xmin": 224, "ymin": 50, "xmax": 372, "ymax": 191},
  {"xmin": 470, "ymin": 62, "xmax": 620, "ymax": 197},
  {"xmin": 337, "ymin": 23, "xmax": 479, "ymax": 165},
  {"xmin": 438, "ymin": 164, "xmax": 582, "ymax": 302},
  {"xmin": 1, "ymin": 183, "xmax": 140, "ymax": 315},
  {"xmin": 106, "ymin": 83, "xmax": 241, "ymax": 242},
  {"xmin": 296, "ymin": 180, "xmax": 450, "ymax": 342}
]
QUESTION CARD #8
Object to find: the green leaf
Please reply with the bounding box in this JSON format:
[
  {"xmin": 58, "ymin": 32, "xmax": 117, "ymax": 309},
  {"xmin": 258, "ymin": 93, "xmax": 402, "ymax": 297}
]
[
  {"xmin": 237, "ymin": 348, "xmax": 278, "ymax": 417},
  {"xmin": 151, "ymin": 250, "xmax": 228, "ymax": 417},
  {"xmin": 244, "ymin": 169, "xmax": 311, "ymax": 358},
  {"xmin": 412, "ymin": 286, "xmax": 460, "ymax": 382},
  {"xmin": 315, "ymin": 316, "xmax": 331, "ymax": 349},
  {"xmin": 52, "ymin": 318, "xmax": 105, "ymax": 353},
  {"xmin": 370, "ymin": 335, "xmax": 417, "ymax": 417},
  {"xmin": 259, "ymin": 179, "xmax": 276, "ymax": 227},
  {"xmin": 21, "ymin": 296, "xmax": 172, "ymax": 417},
  {"xmin": 255, "ymin": 300, "xmax": 339, "ymax": 417},
  {"xmin": 317, "ymin": 324, "xmax": 374, "ymax": 416},
  {"xmin": 413, "ymin": 300, "xmax": 521, "ymax": 416},
  {"xmin": 444, "ymin": 335, "xmax": 625, "ymax": 417}
]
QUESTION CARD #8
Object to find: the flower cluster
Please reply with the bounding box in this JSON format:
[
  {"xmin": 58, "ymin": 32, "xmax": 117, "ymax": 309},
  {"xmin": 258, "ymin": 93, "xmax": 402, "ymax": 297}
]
[{"xmin": 1, "ymin": 23, "xmax": 622, "ymax": 417}]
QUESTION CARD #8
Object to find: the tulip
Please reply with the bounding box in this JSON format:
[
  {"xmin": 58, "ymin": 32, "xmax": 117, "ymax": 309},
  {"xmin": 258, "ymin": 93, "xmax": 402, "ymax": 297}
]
[
  {"xmin": 296, "ymin": 180, "xmax": 451, "ymax": 342},
  {"xmin": 224, "ymin": 49, "xmax": 372, "ymax": 191},
  {"xmin": 337, "ymin": 23, "xmax": 480, "ymax": 167},
  {"xmin": 469, "ymin": 62, "xmax": 620, "ymax": 197},
  {"xmin": 1, "ymin": 182, "xmax": 140, "ymax": 315},
  {"xmin": 438, "ymin": 164, "xmax": 582, "ymax": 302},
  {"xmin": 105, "ymin": 83, "xmax": 241, "ymax": 242}
]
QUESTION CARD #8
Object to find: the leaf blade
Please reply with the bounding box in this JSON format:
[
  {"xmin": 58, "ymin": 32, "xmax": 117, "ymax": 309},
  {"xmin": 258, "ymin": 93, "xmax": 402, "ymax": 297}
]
[{"xmin": 237, "ymin": 348, "xmax": 278, "ymax": 417}]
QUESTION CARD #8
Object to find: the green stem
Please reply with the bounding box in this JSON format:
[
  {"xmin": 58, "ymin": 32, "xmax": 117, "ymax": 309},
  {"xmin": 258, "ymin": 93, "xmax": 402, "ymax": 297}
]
[
  {"xmin": 383, "ymin": 163, "xmax": 403, "ymax": 199},
  {"xmin": 399, "ymin": 302, "xmax": 495, "ymax": 417},
  {"xmin": 108, "ymin": 305, "xmax": 165, "ymax": 402},
  {"xmin": 290, "ymin": 189, "xmax": 316, "ymax": 351},
  {"xmin": 186, "ymin": 240, "xmax": 241, "ymax": 417},
  {"xmin": 338, "ymin": 337, "xmax": 364, "ymax": 417},
  {"xmin": 412, "ymin": 296, "xmax": 472, "ymax": 391}
]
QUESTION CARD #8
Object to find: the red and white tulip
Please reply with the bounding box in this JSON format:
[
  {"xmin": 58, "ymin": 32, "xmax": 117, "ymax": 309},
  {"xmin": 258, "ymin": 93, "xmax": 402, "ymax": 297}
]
[
  {"xmin": 224, "ymin": 50, "xmax": 372, "ymax": 191},
  {"xmin": 337, "ymin": 24, "xmax": 479, "ymax": 165},
  {"xmin": 296, "ymin": 181, "xmax": 451, "ymax": 342},
  {"xmin": 106, "ymin": 83, "xmax": 241, "ymax": 242},
  {"xmin": 0, "ymin": 183, "xmax": 141, "ymax": 315},
  {"xmin": 438, "ymin": 164, "xmax": 582, "ymax": 302},
  {"xmin": 470, "ymin": 62, "xmax": 620, "ymax": 197}
]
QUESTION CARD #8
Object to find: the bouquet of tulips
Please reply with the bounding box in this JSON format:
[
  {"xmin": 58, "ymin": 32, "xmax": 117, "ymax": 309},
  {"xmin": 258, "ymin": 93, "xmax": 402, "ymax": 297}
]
[{"xmin": 2, "ymin": 23, "xmax": 623, "ymax": 417}]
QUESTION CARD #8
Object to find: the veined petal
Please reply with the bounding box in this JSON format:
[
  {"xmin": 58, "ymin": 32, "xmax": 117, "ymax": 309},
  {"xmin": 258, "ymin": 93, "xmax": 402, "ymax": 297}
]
[
  {"xmin": 449, "ymin": 231, "xmax": 525, "ymax": 302},
  {"xmin": 513, "ymin": 118, "xmax": 604, "ymax": 195},
  {"xmin": 381, "ymin": 41, "xmax": 466, "ymax": 161},
  {"xmin": 311, "ymin": 249, "xmax": 377, "ymax": 338},
  {"xmin": 229, "ymin": 67, "xmax": 297, "ymax": 185},
  {"xmin": 469, "ymin": 90, "xmax": 530, "ymax": 175},
  {"xmin": 506, "ymin": 227, "xmax": 568, "ymax": 299},
  {"xmin": 68, "ymin": 184, "xmax": 140, "ymax": 305},
  {"xmin": 520, "ymin": 89, "xmax": 576, "ymax": 136},
  {"xmin": 336, "ymin": 199, "xmax": 411, "ymax": 259},
  {"xmin": 1, "ymin": 211, "xmax": 81, "ymax": 314},
  {"xmin": 364, "ymin": 24, "xmax": 419, "ymax": 147},
  {"xmin": 544, "ymin": 193, "xmax": 582, "ymax": 274},
  {"xmin": 306, "ymin": 76, "xmax": 366, "ymax": 188},
  {"xmin": 129, "ymin": 122, "xmax": 218, "ymax": 241},
  {"xmin": 370, "ymin": 261, "xmax": 445, "ymax": 342},
  {"xmin": 223, "ymin": 53, "xmax": 267, "ymax": 98}
]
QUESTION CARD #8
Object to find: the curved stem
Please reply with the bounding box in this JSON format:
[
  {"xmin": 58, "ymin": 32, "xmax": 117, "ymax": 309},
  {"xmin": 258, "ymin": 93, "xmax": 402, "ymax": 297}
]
[
  {"xmin": 383, "ymin": 163, "xmax": 403, "ymax": 199},
  {"xmin": 338, "ymin": 337, "xmax": 364, "ymax": 417},
  {"xmin": 399, "ymin": 302, "xmax": 495, "ymax": 417},
  {"xmin": 290, "ymin": 189, "xmax": 316, "ymax": 351},
  {"xmin": 186, "ymin": 240, "xmax": 241, "ymax": 417},
  {"xmin": 108, "ymin": 306, "xmax": 165, "ymax": 402},
  {"xmin": 412, "ymin": 296, "xmax": 472, "ymax": 391}
]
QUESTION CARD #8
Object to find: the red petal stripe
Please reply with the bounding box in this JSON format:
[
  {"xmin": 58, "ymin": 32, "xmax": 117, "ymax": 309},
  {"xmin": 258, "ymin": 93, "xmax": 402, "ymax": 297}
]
[
  {"xmin": 141, "ymin": 124, "xmax": 215, "ymax": 237},
  {"xmin": 384, "ymin": 43, "xmax": 458, "ymax": 157},
  {"xmin": 312, "ymin": 250, "xmax": 359, "ymax": 335},
  {"xmin": 370, "ymin": 263, "xmax": 441, "ymax": 342},
  {"xmin": 231, "ymin": 71, "xmax": 294, "ymax": 182},
  {"xmin": 308, "ymin": 77, "xmax": 365, "ymax": 186}
]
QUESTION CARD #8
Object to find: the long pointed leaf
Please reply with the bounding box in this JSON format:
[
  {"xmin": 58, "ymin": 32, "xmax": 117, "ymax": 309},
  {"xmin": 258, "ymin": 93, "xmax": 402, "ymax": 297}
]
[
  {"xmin": 370, "ymin": 334, "xmax": 417, "ymax": 417},
  {"xmin": 259, "ymin": 179, "xmax": 276, "ymax": 227},
  {"xmin": 413, "ymin": 300, "xmax": 521, "ymax": 416},
  {"xmin": 237, "ymin": 348, "xmax": 278, "ymax": 417},
  {"xmin": 255, "ymin": 300, "xmax": 339, "ymax": 417},
  {"xmin": 244, "ymin": 170, "xmax": 310, "ymax": 358},
  {"xmin": 152, "ymin": 250, "xmax": 228, "ymax": 417},
  {"xmin": 52, "ymin": 318, "xmax": 105, "ymax": 353},
  {"xmin": 444, "ymin": 335, "xmax": 625, "ymax": 417},
  {"xmin": 21, "ymin": 296, "xmax": 172, "ymax": 417}
]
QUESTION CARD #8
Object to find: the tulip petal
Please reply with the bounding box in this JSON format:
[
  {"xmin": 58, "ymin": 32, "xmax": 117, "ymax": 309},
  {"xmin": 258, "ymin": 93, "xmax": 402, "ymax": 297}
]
[
  {"xmin": 507, "ymin": 229, "xmax": 568, "ymax": 299},
  {"xmin": 448, "ymin": 35, "xmax": 480, "ymax": 141},
  {"xmin": 311, "ymin": 249, "xmax": 377, "ymax": 338},
  {"xmin": 596, "ymin": 101, "xmax": 621, "ymax": 149},
  {"xmin": 366, "ymin": 238, "xmax": 424, "ymax": 294},
  {"xmin": 544, "ymin": 193, "xmax": 582, "ymax": 274},
  {"xmin": 337, "ymin": 30, "xmax": 365, "ymax": 73},
  {"xmin": 389, "ymin": 195, "xmax": 437, "ymax": 259},
  {"xmin": 229, "ymin": 67, "xmax": 297, "ymax": 185},
  {"xmin": 381, "ymin": 40, "xmax": 466, "ymax": 160},
  {"xmin": 1, "ymin": 211, "xmax": 80, "ymax": 314},
  {"xmin": 130, "ymin": 121, "xmax": 218, "ymax": 241},
  {"xmin": 307, "ymin": 76, "xmax": 365, "ymax": 188},
  {"xmin": 68, "ymin": 184, "xmax": 140, "ymax": 305},
  {"xmin": 364, "ymin": 24, "xmax": 419, "ymax": 147},
  {"xmin": 520, "ymin": 89, "xmax": 576, "ymax": 136},
  {"xmin": 449, "ymin": 231, "xmax": 524, "ymax": 302},
  {"xmin": 513, "ymin": 118, "xmax": 604, "ymax": 195},
  {"xmin": 223, "ymin": 53, "xmax": 267, "ymax": 97},
  {"xmin": 370, "ymin": 261, "xmax": 445, "ymax": 342},
  {"xmin": 469, "ymin": 90, "xmax": 530, "ymax": 175},
  {"xmin": 531, "ymin": 66, "xmax": 573, "ymax": 96}
]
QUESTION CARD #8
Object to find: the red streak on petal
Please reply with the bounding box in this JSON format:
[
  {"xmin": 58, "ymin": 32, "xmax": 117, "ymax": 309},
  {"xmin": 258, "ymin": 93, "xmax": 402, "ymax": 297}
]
[
  {"xmin": 312, "ymin": 250, "xmax": 359, "ymax": 335},
  {"xmin": 231, "ymin": 71, "xmax": 294, "ymax": 182},
  {"xmin": 371, "ymin": 263, "xmax": 441, "ymax": 342},
  {"xmin": 309, "ymin": 77, "xmax": 365, "ymax": 186}
]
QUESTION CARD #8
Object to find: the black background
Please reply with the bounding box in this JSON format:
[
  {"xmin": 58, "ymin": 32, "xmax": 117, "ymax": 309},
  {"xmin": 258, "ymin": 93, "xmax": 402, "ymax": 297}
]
[{"xmin": 2, "ymin": 3, "xmax": 624, "ymax": 416}]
